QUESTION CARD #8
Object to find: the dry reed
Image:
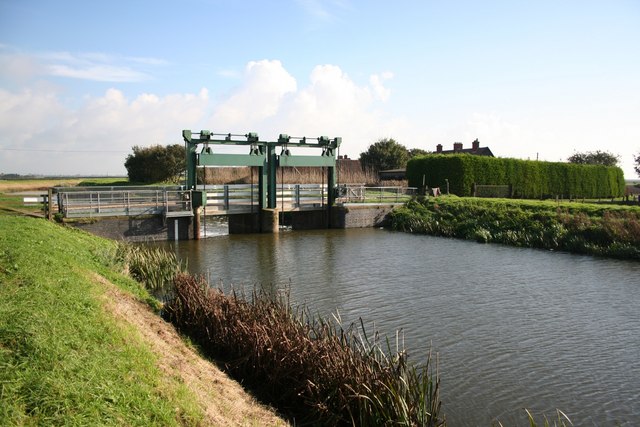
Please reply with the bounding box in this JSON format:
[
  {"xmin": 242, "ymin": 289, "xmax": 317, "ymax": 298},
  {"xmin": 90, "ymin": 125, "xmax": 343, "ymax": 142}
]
[
  {"xmin": 163, "ymin": 274, "xmax": 444, "ymax": 426},
  {"xmin": 198, "ymin": 164, "xmax": 381, "ymax": 186}
]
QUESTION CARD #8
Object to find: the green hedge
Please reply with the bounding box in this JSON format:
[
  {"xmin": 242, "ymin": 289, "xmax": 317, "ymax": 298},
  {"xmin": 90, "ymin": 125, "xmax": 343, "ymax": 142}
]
[{"xmin": 407, "ymin": 155, "xmax": 625, "ymax": 198}]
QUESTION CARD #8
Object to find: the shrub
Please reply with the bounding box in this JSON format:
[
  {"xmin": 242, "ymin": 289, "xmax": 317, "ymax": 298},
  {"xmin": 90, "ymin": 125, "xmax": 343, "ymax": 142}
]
[{"xmin": 407, "ymin": 155, "xmax": 625, "ymax": 199}]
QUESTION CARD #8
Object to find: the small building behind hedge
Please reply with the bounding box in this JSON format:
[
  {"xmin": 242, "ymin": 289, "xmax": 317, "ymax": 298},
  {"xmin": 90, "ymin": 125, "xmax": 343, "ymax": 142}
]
[{"xmin": 406, "ymin": 154, "xmax": 625, "ymax": 199}]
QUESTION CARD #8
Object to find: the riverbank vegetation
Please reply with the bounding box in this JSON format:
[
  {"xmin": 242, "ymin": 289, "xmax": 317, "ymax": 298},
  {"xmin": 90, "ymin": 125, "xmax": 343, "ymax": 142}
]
[
  {"xmin": 2, "ymin": 213, "xmax": 575, "ymax": 425},
  {"xmin": 164, "ymin": 273, "xmax": 443, "ymax": 426},
  {"xmin": 390, "ymin": 196, "xmax": 640, "ymax": 260},
  {"xmin": 0, "ymin": 215, "xmax": 285, "ymax": 425}
]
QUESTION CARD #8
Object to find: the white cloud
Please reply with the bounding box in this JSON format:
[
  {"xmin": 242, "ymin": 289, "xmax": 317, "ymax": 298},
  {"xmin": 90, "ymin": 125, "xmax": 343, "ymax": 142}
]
[
  {"xmin": 210, "ymin": 62, "xmax": 407, "ymax": 158},
  {"xmin": 6, "ymin": 49, "xmax": 168, "ymax": 83},
  {"xmin": 369, "ymin": 71, "xmax": 393, "ymax": 101},
  {"xmin": 47, "ymin": 64, "xmax": 149, "ymax": 82},
  {"xmin": 0, "ymin": 87, "xmax": 210, "ymax": 174},
  {"xmin": 45, "ymin": 51, "xmax": 166, "ymax": 82},
  {"xmin": 211, "ymin": 60, "xmax": 297, "ymax": 125},
  {"xmin": 0, "ymin": 59, "xmax": 408, "ymax": 174}
]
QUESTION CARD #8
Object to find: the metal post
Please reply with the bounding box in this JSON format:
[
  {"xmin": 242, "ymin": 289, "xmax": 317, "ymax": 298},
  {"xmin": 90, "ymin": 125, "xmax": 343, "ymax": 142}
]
[
  {"xmin": 47, "ymin": 188, "xmax": 53, "ymax": 220},
  {"xmin": 267, "ymin": 143, "xmax": 277, "ymax": 209},
  {"xmin": 183, "ymin": 130, "xmax": 198, "ymax": 190},
  {"xmin": 327, "ymin": 166, "xmax": 336, "ymax": 207}
]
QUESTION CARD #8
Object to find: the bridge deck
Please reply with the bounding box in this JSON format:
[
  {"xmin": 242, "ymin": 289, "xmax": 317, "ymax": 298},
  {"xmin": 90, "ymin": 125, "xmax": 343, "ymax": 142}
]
[{"xmin": 53, "ymin": 185, "xmax": 416, "ymax": 219}]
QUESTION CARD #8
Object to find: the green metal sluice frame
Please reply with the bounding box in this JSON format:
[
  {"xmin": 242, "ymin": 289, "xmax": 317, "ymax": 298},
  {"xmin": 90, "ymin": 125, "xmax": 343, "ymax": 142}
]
[{"xmin": 182, "ymin": 130, "xmax": 342, "ymax": 210}]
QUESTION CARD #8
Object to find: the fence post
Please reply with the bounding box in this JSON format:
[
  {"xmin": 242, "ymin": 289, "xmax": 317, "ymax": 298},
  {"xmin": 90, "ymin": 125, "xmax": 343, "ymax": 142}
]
[
  {"xmin": 47, "ymin": 188, "xmax": 53, "ymax": 220},
  {"xmin": 223, "ymin": 185, "xmax": 229, "ymax": 211}
]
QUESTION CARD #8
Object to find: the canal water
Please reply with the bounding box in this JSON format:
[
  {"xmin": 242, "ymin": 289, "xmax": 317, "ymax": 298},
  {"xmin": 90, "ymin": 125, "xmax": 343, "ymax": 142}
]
[{"xmin": 154, "ymin": 227, "xmax": 640, "ymax": 426}]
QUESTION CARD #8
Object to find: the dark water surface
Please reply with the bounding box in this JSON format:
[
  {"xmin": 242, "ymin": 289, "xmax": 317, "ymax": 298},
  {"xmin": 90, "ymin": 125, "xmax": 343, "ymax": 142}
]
[{"xmin": 153, "ymin": 227, "xmax": 640, "ymax": 426}]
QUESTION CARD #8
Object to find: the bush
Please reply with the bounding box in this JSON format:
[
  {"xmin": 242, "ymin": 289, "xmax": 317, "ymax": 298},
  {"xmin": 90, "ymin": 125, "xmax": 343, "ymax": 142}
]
[
  {"xmin": 407, "ymin": 155, "xmax": 625, "ymax": 199},
  {"xmin": 124, "ymin": 144, "xmax": 185, "ymax": 184}
]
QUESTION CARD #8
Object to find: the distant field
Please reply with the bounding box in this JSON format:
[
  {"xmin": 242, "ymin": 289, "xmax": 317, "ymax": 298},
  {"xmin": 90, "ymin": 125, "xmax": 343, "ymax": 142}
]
[{"xmin": 0, "ymin": 177, "xmax": 129, "ymax": 193}]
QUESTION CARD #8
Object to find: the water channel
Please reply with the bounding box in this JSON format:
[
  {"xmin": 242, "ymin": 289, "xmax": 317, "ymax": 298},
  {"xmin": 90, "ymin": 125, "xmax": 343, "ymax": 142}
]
[{"xmin": 153, "ymin": 226, "xmax": 640, "ymax": 426}]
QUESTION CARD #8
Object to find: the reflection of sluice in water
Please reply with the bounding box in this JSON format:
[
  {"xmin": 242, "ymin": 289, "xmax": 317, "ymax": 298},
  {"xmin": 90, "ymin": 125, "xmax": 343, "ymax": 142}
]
[{"xmin": 199, "ymin": 216, "xmax": 229, "ymax": 237}]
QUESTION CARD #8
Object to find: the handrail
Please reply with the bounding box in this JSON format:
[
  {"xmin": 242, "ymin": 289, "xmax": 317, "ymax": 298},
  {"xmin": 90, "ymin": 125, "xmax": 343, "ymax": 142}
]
[{"xmin": 54, "ymin": 185, "xmax": 416, "ymax": 218}]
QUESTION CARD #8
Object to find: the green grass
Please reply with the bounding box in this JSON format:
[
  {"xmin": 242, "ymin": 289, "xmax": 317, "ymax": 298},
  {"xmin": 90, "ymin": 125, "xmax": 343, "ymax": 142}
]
[
  {"xmin": 390, "ymin": 196, "xmax": 640, "ymax": 260},
  {"xmin": 0, "ymin": 215, "xmax": 202, "ymax": 425},
  {"xmin": 0, "ymin": 193, "xmax": 45, "ymax": 215}
]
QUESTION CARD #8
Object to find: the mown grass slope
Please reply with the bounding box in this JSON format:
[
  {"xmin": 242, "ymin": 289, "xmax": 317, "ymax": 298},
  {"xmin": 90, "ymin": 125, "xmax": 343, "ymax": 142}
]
[{"xmin": 0, "ymin": 215, "xmax": 286, "ymax": 426}]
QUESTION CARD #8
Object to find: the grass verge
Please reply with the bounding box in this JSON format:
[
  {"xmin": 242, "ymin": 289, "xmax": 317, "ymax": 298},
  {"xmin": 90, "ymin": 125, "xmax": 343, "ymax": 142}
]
[
  {"xmin": 0, "ymin": 215, "xmax": 204, "ymax": 424},
  {"xmin": 0, "ymin": 215, "xmax": 288, "ymax": 426},
  {"xmin": 390, "ymin": 196, "xmax": 640, "ymax": 260}
]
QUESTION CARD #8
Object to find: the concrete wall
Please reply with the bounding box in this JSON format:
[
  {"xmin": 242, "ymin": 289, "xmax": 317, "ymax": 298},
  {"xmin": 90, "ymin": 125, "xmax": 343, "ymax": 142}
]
[
  {"xmin": 68, "ymin": 215, "xmax": 195, "ymax": 241},
  {"xmin": 331, "ymin": 204, "xmax": 399, "ymax": 228},
  {"xmin": 68, "ymin": 204, "xmax": 399, "ymax": 240},
  {"xmin": 228, "ymin": 209, "xmax": 279, "ymax": 234}
]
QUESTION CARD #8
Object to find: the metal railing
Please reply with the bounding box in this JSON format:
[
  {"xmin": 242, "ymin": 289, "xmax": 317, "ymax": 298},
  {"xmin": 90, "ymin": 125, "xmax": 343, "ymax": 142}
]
[
  {"xmin": 58, "ymin": 189, "xmax": 192, "ymax": 218},
  {"xmin": 201, "ymin": 184, "xmax": 329, "ymax": 214},
  {"xmin": 55, "ymin": 185, "xmax": 416, "ymax": 218},
  {"xmin": 337, "ymin": 185, "xmax": 417, "ymax": 204}
]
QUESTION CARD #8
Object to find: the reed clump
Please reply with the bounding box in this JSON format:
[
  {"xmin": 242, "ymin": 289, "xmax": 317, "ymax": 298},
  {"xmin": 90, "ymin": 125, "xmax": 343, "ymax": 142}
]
[
  {"xmin": 163, "ymin": 273, "xmax": 444, "ymax": 426},
  {"xmin": 116, "ymin": 243, "xmax": 186, "ymax": 297}
]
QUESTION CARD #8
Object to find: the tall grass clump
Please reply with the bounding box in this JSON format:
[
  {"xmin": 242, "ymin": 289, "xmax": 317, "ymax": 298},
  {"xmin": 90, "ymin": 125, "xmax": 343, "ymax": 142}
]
[
  {"xmin": 390, "ymin": 196, "xmax": 640, "ymax": 260},
  {"xmin": 116, "ymin": 243, "xmax": 186, "ymax": 297},
  {"xmin": 163, "ymin": 273, "xmax": 444, "ymax": 426}
]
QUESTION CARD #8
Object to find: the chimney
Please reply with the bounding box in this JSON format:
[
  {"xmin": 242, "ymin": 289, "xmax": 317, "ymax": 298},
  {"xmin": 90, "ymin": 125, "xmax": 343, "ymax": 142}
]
[
  {"xmin": 472, "ymin": 138, "xmax": 479, "ymax": 152},
  {"xmin": 436, "ymin": 144, "xmax": 443, "ymax": 153},
  {"xmin": 453, "ymin": 142, "xmax": 463, "ymax": 152}
]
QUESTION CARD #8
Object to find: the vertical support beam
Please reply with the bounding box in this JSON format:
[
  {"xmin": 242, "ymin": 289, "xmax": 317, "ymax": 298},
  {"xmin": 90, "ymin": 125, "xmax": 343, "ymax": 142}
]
[
  {"xmin": 183, "ymin": 130, "xmax": 198, "ymax": 190},
  {"xmin": 258, "ymin": 165, "xmax": 267, "ymax": 210},
  {"xmin": 327, "ymin": 166, "xmax": 336, "ymax": 227},
  {"xmin": 267, "ymin": 143, "xmax": 277, "ymax": 209},
  {"xmin": 327, "ymin": 166, "xmax": 336, "ymax": 207},
  {"xmin": 223, "ymin": 185, "xmax": 229, "ymax": 211}
]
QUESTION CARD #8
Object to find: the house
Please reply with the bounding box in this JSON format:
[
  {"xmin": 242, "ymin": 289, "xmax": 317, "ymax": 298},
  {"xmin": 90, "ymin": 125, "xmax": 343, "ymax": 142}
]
[
  {"xmin": 436, "ymin": 139, "xmax": 494, "ymax": 157},
  {"xmin": 378, "ymin": 139, "xmax": 495, "ymax": 181}
]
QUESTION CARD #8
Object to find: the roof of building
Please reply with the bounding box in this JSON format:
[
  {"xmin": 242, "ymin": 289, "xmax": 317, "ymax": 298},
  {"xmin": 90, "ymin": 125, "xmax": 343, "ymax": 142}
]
[{"xmin": 438, "ymin": 147, "xmax": 494, "ymax": 157}]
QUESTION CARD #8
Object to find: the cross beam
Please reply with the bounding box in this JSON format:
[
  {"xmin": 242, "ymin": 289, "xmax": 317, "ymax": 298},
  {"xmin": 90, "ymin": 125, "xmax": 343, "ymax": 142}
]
[{"xmin": 182, "ymin": 130, "xmax": 341, "ymax": 210}]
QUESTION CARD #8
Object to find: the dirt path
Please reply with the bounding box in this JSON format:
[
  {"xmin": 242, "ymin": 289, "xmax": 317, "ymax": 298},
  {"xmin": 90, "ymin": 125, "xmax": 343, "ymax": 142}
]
[{"xmin": 95, "ymin": 274, "xmax": 288, "ymax": 426}]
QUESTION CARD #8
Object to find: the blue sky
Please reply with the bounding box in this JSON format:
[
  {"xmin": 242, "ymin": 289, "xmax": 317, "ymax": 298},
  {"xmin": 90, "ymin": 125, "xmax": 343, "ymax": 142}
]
[{"xmin": 1, "ymin": 0, "xmax": 639, "ymax": 177}]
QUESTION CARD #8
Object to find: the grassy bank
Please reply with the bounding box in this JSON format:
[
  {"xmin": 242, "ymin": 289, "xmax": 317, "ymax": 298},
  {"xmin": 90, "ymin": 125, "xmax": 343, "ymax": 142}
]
[
  {"xmin": 390, "ymin": 196, "xmax": 640, "ymax": 260},
  {"xmin": 0, "ymin": 215, "xmax": 284, "ymax": 425}
]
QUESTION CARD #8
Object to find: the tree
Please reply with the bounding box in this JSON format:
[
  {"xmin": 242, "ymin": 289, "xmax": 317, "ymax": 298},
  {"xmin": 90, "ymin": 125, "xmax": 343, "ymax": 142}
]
[
  {"xmin": 567, "ymin": 150, "xmax": 620, "ymax": 166},
  {"xmin": 124, "ymin": 144, "xmax": 185, "ymax": 183},
  {"xmin": 635, "ymin": 152, "xmax": 640, "ymax": 177},
  {"xmin": 359, "ymin": 138, "xmax": 409, "ymax": 172},
  {"xmin": 408, "ymin": 148, "xmax": 429, "ymax": 158}
]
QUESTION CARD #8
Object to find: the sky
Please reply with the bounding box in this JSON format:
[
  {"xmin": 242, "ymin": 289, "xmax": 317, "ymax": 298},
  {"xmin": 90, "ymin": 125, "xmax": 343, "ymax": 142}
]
[{"xmin": 1, "ymin": 0, "xmax": 639, "ymax": 178}]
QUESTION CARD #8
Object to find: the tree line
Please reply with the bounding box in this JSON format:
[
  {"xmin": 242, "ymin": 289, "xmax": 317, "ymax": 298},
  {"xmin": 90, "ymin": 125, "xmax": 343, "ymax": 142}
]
[{"xmin": 123, "ymin": 140, "xmax": 640, "ymax": 184}]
